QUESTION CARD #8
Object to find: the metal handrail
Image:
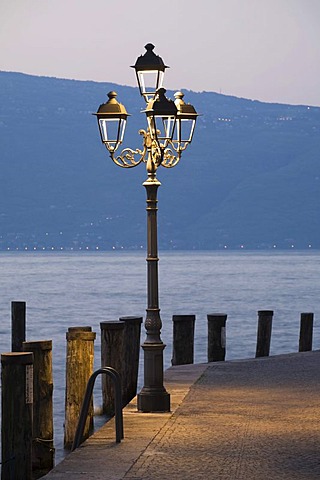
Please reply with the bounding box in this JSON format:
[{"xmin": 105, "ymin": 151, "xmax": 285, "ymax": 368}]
[{"xmin": 71, "ymin": 366, "xmax": 124, "ymax": 451}]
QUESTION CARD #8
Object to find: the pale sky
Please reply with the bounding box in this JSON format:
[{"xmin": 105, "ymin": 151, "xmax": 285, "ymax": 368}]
[{"xmin": 1, "ymin": 0, "xmax": 320, "ymax": 106}]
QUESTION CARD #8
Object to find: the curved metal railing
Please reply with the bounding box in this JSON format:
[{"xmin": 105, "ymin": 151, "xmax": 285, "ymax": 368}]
[{"xmin": 71, "ymin": 366, "xmax": 123, "ymax": 451}]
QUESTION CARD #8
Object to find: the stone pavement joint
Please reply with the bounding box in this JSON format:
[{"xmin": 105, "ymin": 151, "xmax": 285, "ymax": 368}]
[{"xmin": 43, "ymin": 352, "xmax": 320, "ymax": 479}]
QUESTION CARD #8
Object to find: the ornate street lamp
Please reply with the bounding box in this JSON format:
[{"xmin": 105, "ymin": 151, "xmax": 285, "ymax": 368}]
[
  {"xmin": 132, "ymin": 43, "xmax": 168, "ymax": 103},
  {"xmin": 94, "ymin": 44, "xmax": 197, "ymax": 412}
]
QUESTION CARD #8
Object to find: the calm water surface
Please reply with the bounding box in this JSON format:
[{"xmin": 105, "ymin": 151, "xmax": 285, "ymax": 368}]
[{"xmin": 0, "ymin": 250, "xmax": 319, "ymax": 462}]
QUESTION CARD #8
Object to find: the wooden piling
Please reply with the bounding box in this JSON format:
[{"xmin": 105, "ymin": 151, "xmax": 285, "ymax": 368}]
[
  {"xmin": 172, "ymin": 315, "xmax": 196, "ymax": 365},
  {"xmin": 299, "ymin": 312, "xmax": 314, "ymax": 352},
  {"xmin": 207, "ymin": 313, "xmax": 227, "ymax": 362},
  {"xmin": 1, "ymin": 352, "xmax": 33, "ymax": 480},
  {"xmin": 64, "ymin": 326, "xmax": 96, "ymax": 449},
  {"xmin": 100, "ymin": 321, "xmax": 125, "ymax": 415},
  {"xmin": 256, "ymin": 310, "xmax": 273, "ymax": 358},
  {"xmin": 119, "ymin": 316, "xmax": 143, "ymax": 407},
  {"xmin": 23, "ymin": 340, "xmax": 54, "ymax": 476},
  {"xmin": 11, "ymin": 301, "xmax": 26, "ymax": 352}
]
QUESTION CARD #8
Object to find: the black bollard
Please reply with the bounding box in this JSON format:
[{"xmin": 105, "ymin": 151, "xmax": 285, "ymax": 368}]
[
  {"xmin": 256, "ymin": 310, "xmax": 273, "ymax": 358},
  {"xmin": 207, "ymin": 313, "xmax": 227, "ymax": 362},
  {"xmin": 172, "ymin": 315, "xmax": 196, "ymax": 365},
  {"xmin": 11, "ymin": 301, "xmax": 26, "ymax": 352},
  {"xmin": 1, "ymin": 352, "xmax": 33, "ymax": 480},
  {"xmin": 119, "ymin": 316, "xmax": 143, "ymax": 407},
  {"xmin": 100, "ymin": 321, "xmax": 125, "ymax": 415},
  {"xmin": 299, "ymin": 312, "xmax": 314, "ymax": 352}
]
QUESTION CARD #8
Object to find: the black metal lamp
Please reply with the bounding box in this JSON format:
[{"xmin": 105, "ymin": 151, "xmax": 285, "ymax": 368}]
[
  {"xmin": 173, "ymin": 91, "xmax": 198, "ymax": 149},
  {"xmin": 132, "ymin": 43, "xmax": 168, "ymax": 103},
  {"xmin": 94, "ymin": 91, "xmax": 129, "ymax": 153},
  {"xmin": 144, "ymin": 88, "xmax": 177, "ymax": 149}
]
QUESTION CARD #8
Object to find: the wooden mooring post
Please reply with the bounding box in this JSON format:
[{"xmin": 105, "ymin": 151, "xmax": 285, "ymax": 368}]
[
  {"xmin": 100, "ymin": 321, "xmax": 125, "ymax": 414},
  {"xmin": 119, "ymin": 316, "xmax": 143, "ymax": 407},
  {"xmin": 256, "ymin": 310, "xmax": 273, "ymax": 358},
  {"xmin": 23, "ymin": 340, "xmax": 54, "ymax": 476},
  {"xmin": 172, "ymin": 315, "xmax": 196, "ymax": 366},
  {"xmin": 207, "ymin": 313, "xmax": 227, "ymax": 362},
  {"xmin": 299, "ymin": 312, "xmax": 314, "ymax": 352},
  {"xmin": 1, "ymin": 352, "xmax": 33, "ymax": 480},
  {"xmin": 11, "ymin": 301, "xmax": 26, "ymax": 352},
  {"xmin": 64, "ymin": 326, "xmax": 96, "ymax": 449}
]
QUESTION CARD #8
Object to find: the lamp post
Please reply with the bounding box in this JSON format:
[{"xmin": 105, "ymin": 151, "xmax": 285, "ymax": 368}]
[{"xmin": 94, "ymin": 44, "xmax": 197, "ymax": 412}]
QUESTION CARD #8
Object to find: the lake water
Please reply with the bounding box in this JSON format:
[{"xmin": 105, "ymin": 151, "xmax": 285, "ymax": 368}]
[{"xmin": 0, "ymin": 250, "xmax": 319, "ymax": 462}]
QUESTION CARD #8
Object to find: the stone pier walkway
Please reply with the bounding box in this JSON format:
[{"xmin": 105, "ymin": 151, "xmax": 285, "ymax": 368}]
[{"xmin": 44, "ymin": 351, "xmax": 320, "ymax": 479}]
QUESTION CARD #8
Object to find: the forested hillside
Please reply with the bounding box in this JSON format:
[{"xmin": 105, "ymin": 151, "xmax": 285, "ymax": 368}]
[{"xmin": 0, "ymin": 71, "xmax": 319, "ymax": 250}]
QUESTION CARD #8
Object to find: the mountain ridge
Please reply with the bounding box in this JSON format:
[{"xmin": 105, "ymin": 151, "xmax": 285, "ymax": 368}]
[{"xmin": 0, "ymin": 71, "xmax": 319, "ymax": 250}]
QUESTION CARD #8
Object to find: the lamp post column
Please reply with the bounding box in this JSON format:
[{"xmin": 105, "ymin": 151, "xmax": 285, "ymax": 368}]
[
  {"xmin": 137, "ymin": 175, "xmax": 170, "ymax": 413},
  {"xmin": 94, "ymin": 45, "xmax": 197, "ymax": 414}
]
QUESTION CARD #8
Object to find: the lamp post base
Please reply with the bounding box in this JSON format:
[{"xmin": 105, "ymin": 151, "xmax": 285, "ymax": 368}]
[
  {"xmin": 138, "ymin": 389, "xmax": 170, "ymax": 413},
  {"xmin": 137, "ymin": 389, "xmax": 170, "ymax": 413},
  {"xmin": 137, "ymin": 343, "xmax": 170, "ymax": 412}
]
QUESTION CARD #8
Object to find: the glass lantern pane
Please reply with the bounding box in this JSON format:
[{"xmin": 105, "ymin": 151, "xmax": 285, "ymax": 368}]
[
  {"xmin": 175, "ymin": 118, "xmax": 195, "ymax": 144},
  {"xmin": 118, "ymin": 119, "xmax": 126, "ymax": 142},
  {"xmin": 99, "ymin": 118, "xmax": 109, "ymax": 142},
  {"xmin": 138, "ymin": 71, "xmax": 164, "ymax": 102},
  {"xmin": 149, "ymin": 114, "xmax": 176, "ymax": 147},
  {"xmin": 162, "ymin": 116, "xmax": 176, "ymax": 140},
  {"xmin": 99, "ymin": 118, "xmax": 125, "ymax": 151}
]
